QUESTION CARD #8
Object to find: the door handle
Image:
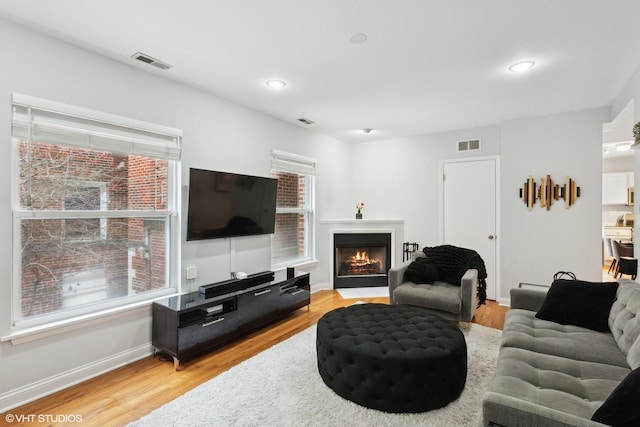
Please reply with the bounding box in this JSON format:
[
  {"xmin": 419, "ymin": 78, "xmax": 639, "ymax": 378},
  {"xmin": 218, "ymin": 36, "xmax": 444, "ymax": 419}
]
[{"xmin": 202, "ymin": 317, "xmax": 224, "ymax": 327}]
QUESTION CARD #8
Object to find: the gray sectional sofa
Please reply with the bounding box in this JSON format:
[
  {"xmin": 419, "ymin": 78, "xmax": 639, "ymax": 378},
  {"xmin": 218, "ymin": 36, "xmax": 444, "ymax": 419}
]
[{"xmin": 481, "ymin": 278, "xmax": 640, "ymax": 427}]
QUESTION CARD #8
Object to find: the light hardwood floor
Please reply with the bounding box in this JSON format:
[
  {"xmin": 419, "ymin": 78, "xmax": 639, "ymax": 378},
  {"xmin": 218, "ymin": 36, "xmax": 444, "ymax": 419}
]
[{"xmin": 2, "ymin": 291, "xmax": 508, "ymax": 426}]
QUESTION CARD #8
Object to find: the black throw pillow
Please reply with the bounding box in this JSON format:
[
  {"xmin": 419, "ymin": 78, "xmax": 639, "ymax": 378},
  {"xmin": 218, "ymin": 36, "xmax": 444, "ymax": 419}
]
[
  {"xmin": 592, "ymin": 367, "xmax": 640, "ymax": 426},
  {"xmin": 404, "ymin": 256, "xmax": 438, "ymax": 284},
  {"xmin": 534, "ymin": 279, "xmax": 618, "ymax": 332}
]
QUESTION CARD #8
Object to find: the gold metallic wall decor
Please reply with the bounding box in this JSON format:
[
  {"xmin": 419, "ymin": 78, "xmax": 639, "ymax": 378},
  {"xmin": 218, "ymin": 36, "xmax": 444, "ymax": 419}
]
[
  {"xmin": 539, "ymin": 174, "xmax": 557, "ymax": 210},
  {"xmin": 519, "ymin": 175, "xmax": 580, "ymax": 210},
  {"xmin": 562, "ymin": 176, "xmax": 580, "ymax": 208},
  {"xmin": 520, "ymin": 175, "xmax": 537, "ymax": 210}
]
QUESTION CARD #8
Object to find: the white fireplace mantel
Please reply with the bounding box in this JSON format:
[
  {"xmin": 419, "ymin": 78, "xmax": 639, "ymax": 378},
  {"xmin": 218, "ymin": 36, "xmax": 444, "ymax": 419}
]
[{"xmin": 319, "ymin": 218, "xmax": 405, "ymax": 225}]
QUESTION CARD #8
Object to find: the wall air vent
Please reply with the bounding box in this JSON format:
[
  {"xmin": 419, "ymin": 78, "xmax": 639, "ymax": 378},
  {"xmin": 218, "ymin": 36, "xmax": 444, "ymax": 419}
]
[
  {"xmin": 297, "ymin": 118, "xmax": 315, "ymax": 125},
  {"xmin": 131, "ymin": 52, "xmax": 172, "ymax": 71},
  {"xmin": 457, "ymin": 139, "xmax": 481, "ymax": 152}
]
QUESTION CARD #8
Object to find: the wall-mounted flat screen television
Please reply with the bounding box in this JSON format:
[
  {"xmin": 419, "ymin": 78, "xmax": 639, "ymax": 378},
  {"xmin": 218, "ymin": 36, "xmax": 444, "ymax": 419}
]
[{"xmin": 187, "ymin": 168, "xmax": 278, "ymax": 241}]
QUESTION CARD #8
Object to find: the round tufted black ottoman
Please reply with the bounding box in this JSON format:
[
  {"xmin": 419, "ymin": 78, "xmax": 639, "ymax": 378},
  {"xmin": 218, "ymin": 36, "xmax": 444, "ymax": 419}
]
[{"xmin": 316, "ymin": 303, "xmax": 467, "ymax": 413}]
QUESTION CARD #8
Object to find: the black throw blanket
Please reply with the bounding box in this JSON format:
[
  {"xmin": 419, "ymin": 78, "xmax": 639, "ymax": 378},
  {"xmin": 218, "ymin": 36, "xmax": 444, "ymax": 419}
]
[{"xmin": 422, "ymin": 245, "xmax": 487, "ymax": 306}]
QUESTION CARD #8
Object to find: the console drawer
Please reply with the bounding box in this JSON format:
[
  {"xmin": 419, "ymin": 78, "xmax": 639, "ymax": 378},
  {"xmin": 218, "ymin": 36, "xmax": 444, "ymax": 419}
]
[
  {"xmin": 280, "ymin": 286, "xmax": 310, "ymax": 311},
  {"xmin": 237, "ymin": 283, "xmax": 279, "ymax": 321},
  {"xmin": 178, "ymin": 310, "xmax": 240, "ymax": 350}
]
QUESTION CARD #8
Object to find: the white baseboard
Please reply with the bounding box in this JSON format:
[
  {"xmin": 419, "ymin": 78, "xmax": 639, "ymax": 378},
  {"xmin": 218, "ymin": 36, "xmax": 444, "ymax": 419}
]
[
  {"xmin": 0, "ymin": 343, "xmax": 153, "ymax": 413},
  {"xmin": 311, "ymin": 282, "xmax": 332, "ymax": 293}
]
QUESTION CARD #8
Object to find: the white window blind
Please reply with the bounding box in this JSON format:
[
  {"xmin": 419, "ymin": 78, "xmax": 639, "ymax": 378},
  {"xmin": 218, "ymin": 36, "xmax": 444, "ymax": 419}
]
[
  {"xmin": 271, "ymin": 149, "xmax": 316, "ymax": 176},
  {"xmin": 12, "ymin": 93, "xmax": 182, "ymax": 160}
]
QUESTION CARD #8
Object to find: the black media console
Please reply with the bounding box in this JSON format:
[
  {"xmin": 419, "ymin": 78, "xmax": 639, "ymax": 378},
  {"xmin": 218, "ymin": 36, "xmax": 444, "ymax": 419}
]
[{"xmin": 152, "ymin": 269, "xmax": 310, "ymax": 369}]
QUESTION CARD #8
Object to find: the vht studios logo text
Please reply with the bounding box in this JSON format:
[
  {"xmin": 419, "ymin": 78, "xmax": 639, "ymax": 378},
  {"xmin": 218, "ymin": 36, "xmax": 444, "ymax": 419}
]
[{"xmin": 5, "ymin": 413, "xmax": 83, "ymax": 423}]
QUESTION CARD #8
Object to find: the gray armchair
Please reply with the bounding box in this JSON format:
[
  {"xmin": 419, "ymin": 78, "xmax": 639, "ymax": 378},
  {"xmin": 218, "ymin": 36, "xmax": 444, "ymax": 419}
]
[{"xmin": 388, "ymin": 254, "xmax": 480, "ymax": 322}]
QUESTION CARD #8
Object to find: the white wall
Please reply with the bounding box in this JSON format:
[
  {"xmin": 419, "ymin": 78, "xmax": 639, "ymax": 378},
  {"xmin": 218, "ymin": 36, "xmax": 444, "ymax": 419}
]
[
  {"xmin": 348, "ymin": 110, "xmax": 608, "ymax": 304},
  {"xmin": 0, "ymin": 19, "xmax": 349, "ymax": 410},
  {"xmin": 346, "ymin": 125, "xmax": 501, "ymax": 247},
  {"xmin": 499, "ymin": 109, "xmax": 609, "ymax": 300},
  {"xmin": 612, "ymin": 70, "xmax": 640, "ymax": 124},
  {"xmin": 603, "ymin": 156, "xmax": 634, "ymax": 173}
]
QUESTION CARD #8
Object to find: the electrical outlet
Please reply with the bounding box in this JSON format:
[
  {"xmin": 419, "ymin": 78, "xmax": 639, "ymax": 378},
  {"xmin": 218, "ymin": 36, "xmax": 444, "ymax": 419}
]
[{"xmin": 186, "ymin": 265, "xmax": 198, "ymax": 279}]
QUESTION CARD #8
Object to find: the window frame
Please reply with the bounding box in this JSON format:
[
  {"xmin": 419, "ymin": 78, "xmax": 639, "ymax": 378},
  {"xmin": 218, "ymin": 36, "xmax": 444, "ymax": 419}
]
[
  {"xmin": 10, "ymin": 93, "xmax": 182, "ymax": 332},
  {"xmin": 270, "ymin": 150, "xmax": 316, "ymax": 269}
]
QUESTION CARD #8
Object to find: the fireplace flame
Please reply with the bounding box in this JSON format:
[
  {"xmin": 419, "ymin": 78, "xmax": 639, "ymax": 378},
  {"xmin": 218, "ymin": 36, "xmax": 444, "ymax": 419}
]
[
  {"xmin": 352, "ymin": 251, "xmax": 374, "ymax": 265},
  {"xmin": 341, "ymin": 250, "xmax": 382, "ymax": 275},
  {"xmin": 355, "ymin": 250, "xmax": 367, "ymax": 260}
]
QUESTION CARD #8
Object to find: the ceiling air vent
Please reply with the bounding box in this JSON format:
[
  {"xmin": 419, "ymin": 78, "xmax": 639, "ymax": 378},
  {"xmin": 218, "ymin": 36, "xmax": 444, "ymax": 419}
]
[
  {"xmin": 131, "ymin": 52, "xmax": 172, "ymax": 71},
  {"xmin": 297, "ymin": 118, "xmax": 315, "ymax": 125},
  {"xmin": 457, "ymin": 139, "xmax": 481, "ymax": 152}
]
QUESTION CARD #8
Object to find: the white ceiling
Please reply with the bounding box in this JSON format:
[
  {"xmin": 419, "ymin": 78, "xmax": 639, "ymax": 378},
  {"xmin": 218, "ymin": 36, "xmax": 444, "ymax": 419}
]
[
  {"xmin": 603, "ymin": 100, "xmax": 635, "ymax": 158},
  {"xmin": 1, "ymin": 0, "xmax": 640, "ymax": 143}
]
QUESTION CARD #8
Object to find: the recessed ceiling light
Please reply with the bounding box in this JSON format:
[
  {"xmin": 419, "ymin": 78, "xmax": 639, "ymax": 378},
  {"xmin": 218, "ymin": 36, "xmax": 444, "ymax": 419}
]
[
  {"xmin": 508, "ymin": 61, "xmax": 536, "ymax": 72},
  {"xmin": 266, "ymin": 79, "xmax": 286, "ymax": 89},
  {"xmin": 349, "ymin": 33, "xmax": 368, "ymax": 44},
  {"xmin": 361, "ymin": 128, "xmax": 373, "ymax": 134}
]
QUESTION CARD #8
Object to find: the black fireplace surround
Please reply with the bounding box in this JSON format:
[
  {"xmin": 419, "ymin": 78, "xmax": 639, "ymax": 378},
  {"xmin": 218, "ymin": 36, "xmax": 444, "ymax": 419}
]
[{"xmin": 333, "ymin": 232, "xmax": 392, "ymax": 288}]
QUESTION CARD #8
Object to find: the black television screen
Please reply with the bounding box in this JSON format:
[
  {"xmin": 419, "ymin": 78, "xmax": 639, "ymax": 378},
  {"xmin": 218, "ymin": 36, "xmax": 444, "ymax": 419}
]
[{"xmin": 187, "ymin": 168, "xmax": 278, "ymax": 240}]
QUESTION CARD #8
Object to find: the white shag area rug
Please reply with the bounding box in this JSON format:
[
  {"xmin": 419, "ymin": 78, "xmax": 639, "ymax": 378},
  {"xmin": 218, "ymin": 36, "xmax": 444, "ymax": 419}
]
[{"xmin": 130, "ymin": 323, "xmax": 501, "ymax": 427}]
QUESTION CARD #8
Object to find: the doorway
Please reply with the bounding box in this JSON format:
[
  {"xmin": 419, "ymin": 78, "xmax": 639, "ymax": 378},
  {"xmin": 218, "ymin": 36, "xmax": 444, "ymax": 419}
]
[
  {"xmin": 440, "ymin": 157, "xmax": 499, "ymax": 300},
  {"xmin": 602, "ymin": 100, "xmax": 635, "ymax": 278}
]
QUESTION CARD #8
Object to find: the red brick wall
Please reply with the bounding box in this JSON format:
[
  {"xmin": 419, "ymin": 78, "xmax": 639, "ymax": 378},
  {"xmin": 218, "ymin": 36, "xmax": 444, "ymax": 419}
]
[
  {"xmin": 127, "ymin": 156, "xmax": 167, "ymax": 293},
  {"xmin": 272, "ymin": 172, "xmax": 306, "ymax": 259}
]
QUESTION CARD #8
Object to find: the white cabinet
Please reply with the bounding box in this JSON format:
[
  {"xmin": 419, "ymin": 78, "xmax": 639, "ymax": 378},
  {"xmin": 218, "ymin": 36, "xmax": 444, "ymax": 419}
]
[
  {"xmin": 603, "ymin": 172, "xmax": 634, "ymax": 205},
  {"xmin": 603, "ymin": 226, "xmax": 633, "ymax": 241}
]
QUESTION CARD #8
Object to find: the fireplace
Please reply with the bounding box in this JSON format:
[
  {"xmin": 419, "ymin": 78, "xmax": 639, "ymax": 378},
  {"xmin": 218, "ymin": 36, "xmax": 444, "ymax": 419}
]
[{"xmin": 333, "ymin": 232, "xmax": 392, "ymax": 288}]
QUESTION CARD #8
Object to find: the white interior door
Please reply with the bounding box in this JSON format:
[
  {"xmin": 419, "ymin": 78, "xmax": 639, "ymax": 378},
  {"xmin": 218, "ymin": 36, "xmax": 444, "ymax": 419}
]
[{"xmin": 441, "ymin": 158, "xmax": 498, "ymax": 300}]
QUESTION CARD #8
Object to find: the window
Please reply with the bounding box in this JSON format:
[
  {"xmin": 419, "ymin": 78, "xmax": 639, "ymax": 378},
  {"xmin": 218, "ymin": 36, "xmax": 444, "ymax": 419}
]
[
  {"xmin": 11, "ymin": 94, "xmax": 182, "ymax": 329},
  {"xmin": 270, "ymin": 150, "xmax": 315, "ymax": 268}
]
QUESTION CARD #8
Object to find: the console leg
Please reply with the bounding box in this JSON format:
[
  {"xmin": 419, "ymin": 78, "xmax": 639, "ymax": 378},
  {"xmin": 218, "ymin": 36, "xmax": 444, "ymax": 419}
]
[{"xmin": 173, "ymin": 356, "xmax": 180, "ymax": 371}]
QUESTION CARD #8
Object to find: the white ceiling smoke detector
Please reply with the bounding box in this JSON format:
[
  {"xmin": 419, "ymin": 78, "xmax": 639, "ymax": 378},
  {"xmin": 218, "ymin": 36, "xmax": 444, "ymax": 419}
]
[{"xmin": 349, "ymin": 33, "xmax": 368, "ymax": 44}]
